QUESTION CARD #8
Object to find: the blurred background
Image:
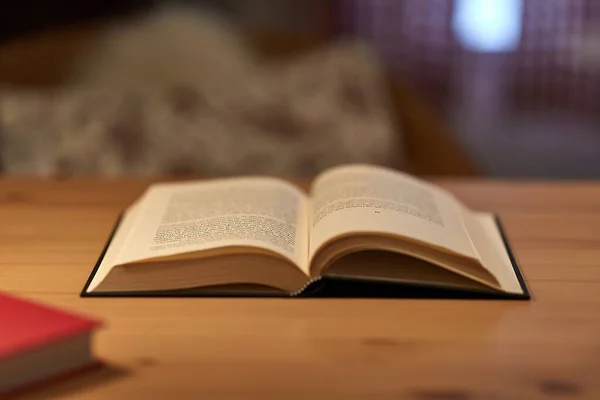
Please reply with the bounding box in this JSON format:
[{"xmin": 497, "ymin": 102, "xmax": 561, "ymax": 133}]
[{"xmin": 1, "ymin": 0, "xmax": 599, "ymax": 179}]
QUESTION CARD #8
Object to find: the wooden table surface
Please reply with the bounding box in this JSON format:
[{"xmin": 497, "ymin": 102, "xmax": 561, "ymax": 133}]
[{"xmin": 1, "ymin": 178, "xmax": 600, "ymax": 399}]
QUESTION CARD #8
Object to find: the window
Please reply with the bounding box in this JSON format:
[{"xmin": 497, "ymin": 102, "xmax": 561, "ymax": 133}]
[{"xmin": 453, "ymin": 0, "xmax": 523, "ymax": 52}]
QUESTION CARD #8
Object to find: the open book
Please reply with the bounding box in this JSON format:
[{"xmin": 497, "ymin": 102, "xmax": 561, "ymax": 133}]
[{"xmin": 82, "ymin": 165, "xmax": 529, "ymax": 299}]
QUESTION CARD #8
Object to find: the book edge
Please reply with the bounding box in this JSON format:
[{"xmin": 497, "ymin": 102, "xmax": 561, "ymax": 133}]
[
  {"xmin": 493, "ymin": 215, "xmax": 531, "ymax": 300},
  {"xmin": 81, "ymin": 214, "xmax": 530, "ymax": 300},
  {"xmin": 299, "ymin": 214, "xmax": 531, "ymax": 300},
  {"xmin": 81, "ymin": 212, "xmax": 291, "ymax": 298},
  {"xmin": 80, "ymin": 213, "xmax": 124, "ymax": 298}
]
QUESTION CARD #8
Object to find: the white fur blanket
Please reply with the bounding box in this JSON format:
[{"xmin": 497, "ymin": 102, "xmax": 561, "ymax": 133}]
[{"xmin": 0, "ymin": 8, "xmax": 402, "ymax": 177}]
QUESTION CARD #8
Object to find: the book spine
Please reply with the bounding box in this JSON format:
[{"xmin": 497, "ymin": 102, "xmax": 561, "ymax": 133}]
[{"xmin": 290, "ymin": 276, "xmax": 322, "ymax": 297}]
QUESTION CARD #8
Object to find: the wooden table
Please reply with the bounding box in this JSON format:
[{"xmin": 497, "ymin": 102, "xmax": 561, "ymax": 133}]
[{"xmin": 1, "ymin": 178, "xmax": 600, "ymax": 399}]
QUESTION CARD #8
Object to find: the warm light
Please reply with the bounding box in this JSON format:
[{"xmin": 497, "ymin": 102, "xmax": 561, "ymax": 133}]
[{"xmin": 453, "ymin": 0, "xmax": 523, "ymax": 52}]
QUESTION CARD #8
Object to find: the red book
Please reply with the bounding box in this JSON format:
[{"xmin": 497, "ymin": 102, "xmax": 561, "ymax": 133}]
[{"xmin": 0, "ymin": 292, "xmax": 101, "ymax": 395}]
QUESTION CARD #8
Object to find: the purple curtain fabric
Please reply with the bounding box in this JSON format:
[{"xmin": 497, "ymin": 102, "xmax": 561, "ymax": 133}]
[{"xmin": 336, "ymin": 0, "xmax": 600, "ymax": 114}]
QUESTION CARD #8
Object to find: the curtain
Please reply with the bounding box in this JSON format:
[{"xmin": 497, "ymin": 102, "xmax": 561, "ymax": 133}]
[{"xmin": 339, "ymin": 0, "xmax": 600, "ymax": 114}]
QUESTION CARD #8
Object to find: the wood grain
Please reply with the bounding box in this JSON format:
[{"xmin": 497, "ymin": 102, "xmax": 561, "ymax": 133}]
[{"xmin": 1, "ymin": 178, "xmax": 600, "ymax": 399}]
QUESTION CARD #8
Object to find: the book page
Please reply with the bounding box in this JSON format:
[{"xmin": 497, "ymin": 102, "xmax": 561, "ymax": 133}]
[
  {"xmin": 114, "ymin": 177, "xmax": 309, "ymax": 275},
  {"xmin": 309, "ymin": 165, "xmax": 478, "ymax": 261},
  {"xmin": 463, "ymin": 212, "xmax": 524, "ymax": 294},
  {"xmin": 86, "ymin": 201, "xmax": 142, "ymax": 292}
]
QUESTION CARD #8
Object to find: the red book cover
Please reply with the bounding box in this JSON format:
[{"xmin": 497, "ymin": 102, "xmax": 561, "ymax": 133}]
[
  {"xmin": 0, "ymin": 292, "xmax": 101, "ymax": 395},
  {"xmin": 0, "ymin": 293, "xmax": 100, "ymax": 359}
]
